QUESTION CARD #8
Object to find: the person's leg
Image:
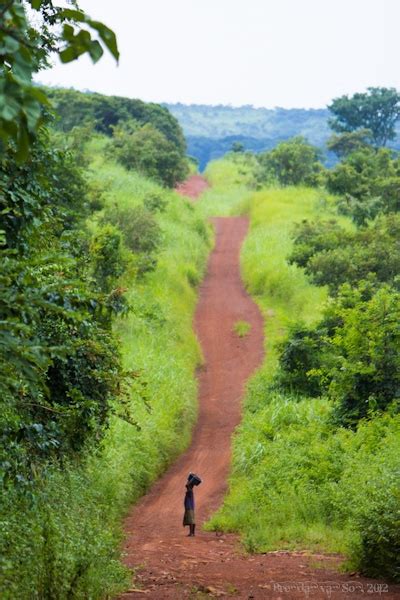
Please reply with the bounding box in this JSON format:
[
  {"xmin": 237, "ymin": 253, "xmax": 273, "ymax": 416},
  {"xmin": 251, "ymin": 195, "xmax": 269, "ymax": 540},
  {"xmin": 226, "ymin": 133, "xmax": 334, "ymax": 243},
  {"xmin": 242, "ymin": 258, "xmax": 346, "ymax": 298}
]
[{"xmin": 192, "ymin": 524, "xmax": 196, "ymax": 536}]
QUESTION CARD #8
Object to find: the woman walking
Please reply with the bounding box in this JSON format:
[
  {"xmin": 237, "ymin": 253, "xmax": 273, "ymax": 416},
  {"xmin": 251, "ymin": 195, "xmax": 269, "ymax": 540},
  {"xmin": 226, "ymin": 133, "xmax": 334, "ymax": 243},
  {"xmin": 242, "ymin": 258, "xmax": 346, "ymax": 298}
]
[{"xmin": 183, "ymin": 473, "xmax": 201, "ymax": 536}]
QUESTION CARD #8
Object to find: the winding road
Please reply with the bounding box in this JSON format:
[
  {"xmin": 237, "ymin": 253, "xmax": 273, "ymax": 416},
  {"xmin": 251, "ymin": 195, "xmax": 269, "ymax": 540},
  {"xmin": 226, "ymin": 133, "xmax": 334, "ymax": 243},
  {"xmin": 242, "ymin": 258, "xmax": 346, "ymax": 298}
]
[{"xmin": 119, "ymin": 178, "xmax": 400, "ymax": 599}]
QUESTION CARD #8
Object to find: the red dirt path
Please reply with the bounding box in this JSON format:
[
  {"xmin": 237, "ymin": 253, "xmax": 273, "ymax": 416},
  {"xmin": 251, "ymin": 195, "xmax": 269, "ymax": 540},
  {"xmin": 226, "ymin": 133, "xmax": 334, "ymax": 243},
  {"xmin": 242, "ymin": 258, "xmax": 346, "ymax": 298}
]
[
  {"xmin": 119, "ymin": 187, "xmax": 400, "ymax": 598},
  {"xmin": 176, "ymin": 174, "xmax": 209, "ymax": 199}
]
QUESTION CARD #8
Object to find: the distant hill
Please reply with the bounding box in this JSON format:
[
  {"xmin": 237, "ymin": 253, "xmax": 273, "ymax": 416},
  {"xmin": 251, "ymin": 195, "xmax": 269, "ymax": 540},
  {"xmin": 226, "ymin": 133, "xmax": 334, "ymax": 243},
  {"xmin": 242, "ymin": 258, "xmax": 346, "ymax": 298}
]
[{"xmin": 164, "ymin": 103, "xmax": 400, "ymax": 170}]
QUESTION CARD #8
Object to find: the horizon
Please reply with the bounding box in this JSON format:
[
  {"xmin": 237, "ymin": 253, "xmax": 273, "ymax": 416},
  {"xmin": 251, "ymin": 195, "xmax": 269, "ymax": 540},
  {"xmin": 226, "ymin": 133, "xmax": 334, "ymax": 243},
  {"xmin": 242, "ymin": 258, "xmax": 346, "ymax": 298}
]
[{"xmin": 39, "ymin": 81, "xmax": 368, "ymax": 112}]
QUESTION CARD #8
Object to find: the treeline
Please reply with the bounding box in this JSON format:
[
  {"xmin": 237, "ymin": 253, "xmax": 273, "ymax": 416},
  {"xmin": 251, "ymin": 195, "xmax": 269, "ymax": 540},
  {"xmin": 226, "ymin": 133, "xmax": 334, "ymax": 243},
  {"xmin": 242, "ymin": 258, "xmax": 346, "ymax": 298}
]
[
  {"xmin": 47, "ymin": 87, "xmax": 189, "ymax": 187},
  {"xmin": 165, "ymin": 97, "xmax": 400, "ymax": 169}
]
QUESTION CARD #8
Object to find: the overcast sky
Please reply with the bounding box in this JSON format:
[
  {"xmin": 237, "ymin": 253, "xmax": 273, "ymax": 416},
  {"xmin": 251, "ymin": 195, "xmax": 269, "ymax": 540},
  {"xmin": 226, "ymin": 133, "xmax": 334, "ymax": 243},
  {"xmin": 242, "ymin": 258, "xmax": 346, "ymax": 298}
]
[{"xmin": 36, "ymin": 0, "xmax": 400, "ymax": 109}]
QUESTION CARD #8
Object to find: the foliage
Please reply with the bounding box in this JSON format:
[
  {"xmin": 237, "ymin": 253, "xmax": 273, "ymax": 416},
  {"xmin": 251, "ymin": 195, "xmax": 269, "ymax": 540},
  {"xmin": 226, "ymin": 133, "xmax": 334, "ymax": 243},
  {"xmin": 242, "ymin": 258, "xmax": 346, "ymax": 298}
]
[
  {"xmin": 48, "ymin": 87, "xmax": 186, "ymax": 154},
  {"xmin": 105, "ymin": 203, "xmax": 162, "ymax": 276},
  {"xmin": 206, "ymin": 172, "xmax": 400, "ymax": 581},
  {"xmin": 0, "ymin": 1, "xmax": 118, "ymax": 158},
  {"xmin": 327, "ymin": 146, "xmax": 400, "ymax": 224},
  {"xmin": 109, "ymin": 122, "xmax": 189, "ymax": 187},
  {"xmin": 233, "ymin": 320, "xmax": 251, "ymax": 338},
  {"xmin": 257, "ymin": 136, "xmax": 325, "ymax": 186},
  {"xmin": 289, "ymin": 215, "xmax": 400, "ymax": 294},
  {"xmin": 90, "ymin": 224, "xmax": 127, "ymax": 292},
  {"xmin": 276, "ymin": 323, "xmax": 327, "ymax": 397},
  {"xmin": 0, "ymin": 132, "xmax": 126, "ymax": 489},
  {"xmin": 288, "ymin": 218, "xmax": 350, "ymax": 268},
  {"xmin": 329, "ymin": 286, "xmax": 400, "ymax": 425},
  {"xmin": 1, "ymin": 132, "xmax": 211, "ymax": 597},
  {"xmin": 209, "ymin": 390, "xmax": 400, "ymax": 581},
  {"xmin": 326, "ymin": 129, "xmax": 373, "ymax": 157},
  {"xmin": 328, "ymin": 87, "xmax": 400, "ymax": 147},
  {"xmin": 0, "ymin": 463, "xmax": 130, "ymax": 599}
]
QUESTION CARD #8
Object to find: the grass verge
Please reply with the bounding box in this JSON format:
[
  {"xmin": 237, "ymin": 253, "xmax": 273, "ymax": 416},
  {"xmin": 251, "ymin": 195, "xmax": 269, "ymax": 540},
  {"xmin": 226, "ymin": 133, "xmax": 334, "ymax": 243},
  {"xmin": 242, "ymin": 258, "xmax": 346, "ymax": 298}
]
[{"xmin": 206, "ymin": 182, "xmax": 400, "ymax": 581}]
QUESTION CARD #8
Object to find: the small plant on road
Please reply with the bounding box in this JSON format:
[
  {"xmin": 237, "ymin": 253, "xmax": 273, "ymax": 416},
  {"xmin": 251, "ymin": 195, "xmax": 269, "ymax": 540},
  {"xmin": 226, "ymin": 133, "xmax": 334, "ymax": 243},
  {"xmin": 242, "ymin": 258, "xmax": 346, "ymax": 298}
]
[{"xmin": 233, "ymin": 320, "xmax": 251, "ymax": 337}]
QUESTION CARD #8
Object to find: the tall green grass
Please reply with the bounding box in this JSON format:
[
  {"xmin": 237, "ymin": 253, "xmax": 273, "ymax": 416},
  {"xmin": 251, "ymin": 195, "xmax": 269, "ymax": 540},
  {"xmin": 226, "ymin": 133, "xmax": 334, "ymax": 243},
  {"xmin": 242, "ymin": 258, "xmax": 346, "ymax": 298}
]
[
  {"xmin": 1, "ymin": 138, "xmax": 211, "ymax": 599},
  {"xmin": 198, "ymin": 154, "xmax": 255, "ymax": 217},
  {"xmin": 206, "ymin": 178, "xmax": 400, "ymax": 580}
]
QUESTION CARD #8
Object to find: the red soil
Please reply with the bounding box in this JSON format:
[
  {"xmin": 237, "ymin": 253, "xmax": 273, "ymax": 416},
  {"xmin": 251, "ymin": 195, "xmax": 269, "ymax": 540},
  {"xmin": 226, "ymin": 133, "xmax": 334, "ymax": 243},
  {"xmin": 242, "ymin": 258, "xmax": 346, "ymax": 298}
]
[
  {"xmin": 176, "ymin": 174, "xmax": 209, "ymax": 199},
  {"xmin": 119, "ymin": 212, "xmax": 400, "ymax": 598}
]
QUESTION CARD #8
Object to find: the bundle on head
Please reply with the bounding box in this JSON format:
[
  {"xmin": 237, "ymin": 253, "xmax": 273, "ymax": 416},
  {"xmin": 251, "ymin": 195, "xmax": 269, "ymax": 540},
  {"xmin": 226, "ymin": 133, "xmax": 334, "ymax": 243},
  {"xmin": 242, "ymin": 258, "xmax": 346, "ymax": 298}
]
[{"xmin": 188, "ymin": 472, "xmax": 202, "ymax": 486}]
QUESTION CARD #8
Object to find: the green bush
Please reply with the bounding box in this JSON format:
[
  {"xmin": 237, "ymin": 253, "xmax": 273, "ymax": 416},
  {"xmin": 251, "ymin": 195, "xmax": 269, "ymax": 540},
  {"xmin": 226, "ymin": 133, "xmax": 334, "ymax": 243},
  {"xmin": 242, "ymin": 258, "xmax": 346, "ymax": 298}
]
[
  {"xmin": 289, "ymin": 214, "xmax": 400, "ymax": 295},
  {"xmin": 105, "ymin": 204, "xmax": 162, "ymax": 276},
  {"xmin": 327, "ymin": 147, "xmax": 400, "ymax": 223},
  {"xmin": 109, "ymin": 122, "xmax": 188, "ymax": 187},
  {"xmin": 90, "ymin": 224, "xmax": 127, "ymax": 292},
  {"xmin": 257, "ymin": 136, "xmax": 325, "ymax": 187},
  {"xmin": 0, "ymin": 465, "xmax": 129, "ymax": 599},
  {"xmin": 277, "ymin": 323, "xmax": 326, "ymax": 396}
]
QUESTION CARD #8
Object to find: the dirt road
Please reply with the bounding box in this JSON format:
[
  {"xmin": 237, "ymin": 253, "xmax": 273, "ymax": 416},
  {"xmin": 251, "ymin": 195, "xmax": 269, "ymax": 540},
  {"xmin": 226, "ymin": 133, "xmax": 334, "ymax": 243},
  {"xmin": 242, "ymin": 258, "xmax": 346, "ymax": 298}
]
[
  {"xmin": 119, "ymin": 182, "xmax": 400, "ymax": 598},
  {"xmin": 176, "ymin": 174, "xmax": 209, "ymax": 199}
]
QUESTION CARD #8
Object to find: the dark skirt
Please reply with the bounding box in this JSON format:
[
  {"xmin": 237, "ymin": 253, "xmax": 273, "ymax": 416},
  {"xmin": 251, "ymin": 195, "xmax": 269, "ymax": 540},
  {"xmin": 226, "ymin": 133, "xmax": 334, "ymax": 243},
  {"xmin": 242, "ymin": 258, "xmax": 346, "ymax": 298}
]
[{"xmin": 183, "ymin": 509, "xmax": 195, "ymax": 526}]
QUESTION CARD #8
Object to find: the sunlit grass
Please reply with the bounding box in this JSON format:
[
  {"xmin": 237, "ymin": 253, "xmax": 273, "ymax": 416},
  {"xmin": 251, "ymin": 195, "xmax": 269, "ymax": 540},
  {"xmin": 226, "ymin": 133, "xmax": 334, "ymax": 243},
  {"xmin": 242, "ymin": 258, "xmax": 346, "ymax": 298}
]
[{"xmin": 206, "ymin": 178, "xmax": 400, "ymax": 579}]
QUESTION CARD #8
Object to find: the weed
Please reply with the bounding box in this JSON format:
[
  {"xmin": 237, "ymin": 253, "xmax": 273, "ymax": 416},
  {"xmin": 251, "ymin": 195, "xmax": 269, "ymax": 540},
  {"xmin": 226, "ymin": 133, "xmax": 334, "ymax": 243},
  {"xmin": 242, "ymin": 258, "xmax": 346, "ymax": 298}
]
[{"xmin": 233, "ymin": 320, "xmax": 251, "ymax": 337}]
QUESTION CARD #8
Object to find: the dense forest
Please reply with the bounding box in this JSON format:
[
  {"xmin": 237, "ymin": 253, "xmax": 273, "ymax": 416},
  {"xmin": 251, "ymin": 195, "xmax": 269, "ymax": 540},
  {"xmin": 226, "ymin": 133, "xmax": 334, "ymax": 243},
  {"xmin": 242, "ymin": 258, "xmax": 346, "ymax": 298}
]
[
  {"xmin": 165, "ymin": 102, "xmax": 400, "ymax": 170},
  {"xmin": 1, "ymin": 1, "xmax": 400, "ymax": 597}
]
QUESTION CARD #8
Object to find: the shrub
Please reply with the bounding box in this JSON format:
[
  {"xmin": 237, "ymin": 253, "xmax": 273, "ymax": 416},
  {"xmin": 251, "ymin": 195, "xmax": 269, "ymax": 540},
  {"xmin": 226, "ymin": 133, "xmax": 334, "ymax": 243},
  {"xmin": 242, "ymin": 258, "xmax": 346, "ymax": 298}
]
[
  {"xmin": 289, "ymin": 214, "xmax": 400, "ymax": 295},
  {"xmin": 105, "ymin": 205, "xmax": 162, "ymax": 276},
  {"xmin": 277, "ymin": 323, "xmax": 326, "ymax": 396},
  {"xmin": 257, "ymin": 136, "xmax": 325, "ymax": 187},
  {"xmin": 90, "ymin": 224, "xmax": 127, "ymax": 293},
  {"xmin": 109, "ymin": 123, "xmax": 188, "ymax": 187}
]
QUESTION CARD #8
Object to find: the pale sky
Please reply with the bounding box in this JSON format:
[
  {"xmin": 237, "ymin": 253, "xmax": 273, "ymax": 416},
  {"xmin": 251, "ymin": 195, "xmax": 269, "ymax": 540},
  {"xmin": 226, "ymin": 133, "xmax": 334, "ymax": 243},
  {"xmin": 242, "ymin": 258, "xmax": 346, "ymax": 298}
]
[{"xmin": 36, "ymin": 0, "xmax": 400, "ymax": 109}]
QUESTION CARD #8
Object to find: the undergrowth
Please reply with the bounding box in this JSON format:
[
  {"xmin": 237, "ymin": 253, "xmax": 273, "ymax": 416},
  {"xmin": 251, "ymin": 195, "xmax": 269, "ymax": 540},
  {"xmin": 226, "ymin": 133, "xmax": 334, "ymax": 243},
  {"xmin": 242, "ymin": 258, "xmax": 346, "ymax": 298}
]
[
  {"xmin": 0, "ymin": 137, "xmax": 211, "ymax": 599},
  {"xmin": 205, "ymin": 175, "xmax": 400, "ymax": 581}
]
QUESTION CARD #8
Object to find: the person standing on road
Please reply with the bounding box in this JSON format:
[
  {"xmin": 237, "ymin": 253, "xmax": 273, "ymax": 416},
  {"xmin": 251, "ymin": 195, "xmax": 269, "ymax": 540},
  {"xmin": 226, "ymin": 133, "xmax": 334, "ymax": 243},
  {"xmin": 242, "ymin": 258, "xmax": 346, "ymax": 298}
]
[{"xmin": 183, "ymin": 473, "xmax": 201, "ymax": 536}]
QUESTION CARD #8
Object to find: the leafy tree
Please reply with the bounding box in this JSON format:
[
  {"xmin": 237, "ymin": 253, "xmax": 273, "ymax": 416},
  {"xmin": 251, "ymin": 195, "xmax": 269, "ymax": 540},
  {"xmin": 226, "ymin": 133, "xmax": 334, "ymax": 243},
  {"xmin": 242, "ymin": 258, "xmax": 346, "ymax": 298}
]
[
  {"xmin": 289, "ymin": 215, "xmax": 400, "ymax": 294},
  {"xmin": 328, "ymin": 87, "xmax": 400, "ymax": 147},
  {"xmin": 47, "ymin": 87, "xmax": 187, "ymax": 154},
  {"xmin": 231, "ymin": 141, "xmax": 245, "ymax": 153},
  {"xmin": 110, "ymin": 123, "xmax": 189, "ymax": 187},
  {"xmin": 0, "ymin": 1, "xmax": 118, "ymax": 158},
  {"xmin": 257, "ymin": 136, "xmax": 324, "ymax": 186},
  {"xmin": 330, "ymin": 286, "xmax": 400, "ymax": 425},
  {"xmin": 327, "ymin": 147, "xmax": 400, "ymax": 224},
  {"xmin": 326, "ymin": 129, "xmax": 373, "ymax": 158}
]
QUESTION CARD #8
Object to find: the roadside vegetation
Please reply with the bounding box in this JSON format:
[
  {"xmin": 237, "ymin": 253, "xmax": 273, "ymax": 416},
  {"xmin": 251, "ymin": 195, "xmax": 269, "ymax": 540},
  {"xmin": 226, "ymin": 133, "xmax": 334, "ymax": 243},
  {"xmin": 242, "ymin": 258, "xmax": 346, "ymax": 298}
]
[
  {"xmin": 0, "ymin": 4, "xmax": 210, "ymax": 597},
  {"xmin": 205, "ymin": 90, "xmax": 400, "ymax": 581},
  {"xmin": 2, "ymin": 1, "xmax": 400, "ymax": 593}
]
